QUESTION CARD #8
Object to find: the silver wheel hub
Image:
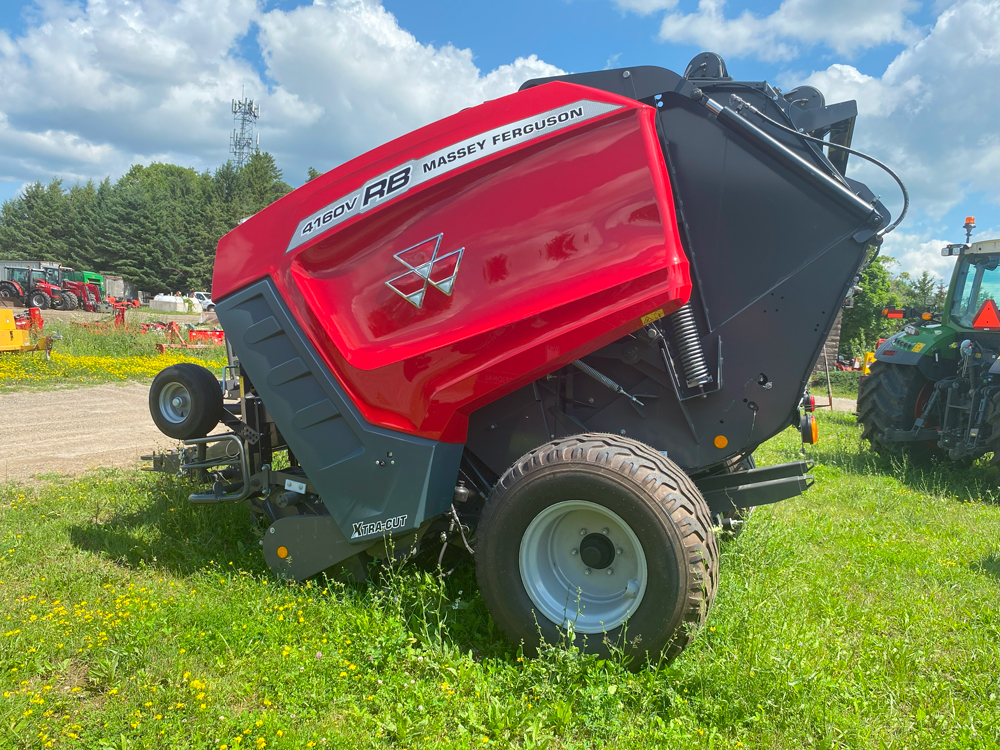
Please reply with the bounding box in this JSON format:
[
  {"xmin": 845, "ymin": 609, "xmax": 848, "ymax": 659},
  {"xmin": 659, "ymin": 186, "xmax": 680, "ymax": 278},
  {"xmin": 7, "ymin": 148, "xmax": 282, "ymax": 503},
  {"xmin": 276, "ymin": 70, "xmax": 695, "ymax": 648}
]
[
  {"xmin": 159, "ymin": 382, "xmax": 191, "ymax": 424},
  {"xmin": 519, "ymin": 500, "xmax": 647, "ymax": 634}
]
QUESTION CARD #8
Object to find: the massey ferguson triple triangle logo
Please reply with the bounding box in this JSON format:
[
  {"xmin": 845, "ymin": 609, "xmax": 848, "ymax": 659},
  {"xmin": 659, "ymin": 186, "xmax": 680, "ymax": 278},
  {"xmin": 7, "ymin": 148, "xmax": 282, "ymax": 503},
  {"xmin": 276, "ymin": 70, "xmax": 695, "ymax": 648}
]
[{"xmin": 385, "ymin": 233, "xmax": 464, "ymax": 308}]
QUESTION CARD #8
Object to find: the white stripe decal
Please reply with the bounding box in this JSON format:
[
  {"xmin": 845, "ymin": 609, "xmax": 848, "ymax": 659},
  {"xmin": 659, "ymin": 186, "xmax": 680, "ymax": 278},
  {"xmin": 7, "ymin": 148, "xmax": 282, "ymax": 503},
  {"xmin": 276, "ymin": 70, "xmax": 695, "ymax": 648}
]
[{"xmin": 285, "ymin": 99, "xmax": 624, "ymax": 253}]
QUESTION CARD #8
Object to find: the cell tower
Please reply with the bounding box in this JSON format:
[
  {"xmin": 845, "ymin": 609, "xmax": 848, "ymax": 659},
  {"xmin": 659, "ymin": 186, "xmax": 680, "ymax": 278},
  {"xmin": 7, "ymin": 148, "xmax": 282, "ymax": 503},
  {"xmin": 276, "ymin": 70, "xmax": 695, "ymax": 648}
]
[{"xmin": 230, "ymin": 88, "xmax": 260, "ymax": 167}]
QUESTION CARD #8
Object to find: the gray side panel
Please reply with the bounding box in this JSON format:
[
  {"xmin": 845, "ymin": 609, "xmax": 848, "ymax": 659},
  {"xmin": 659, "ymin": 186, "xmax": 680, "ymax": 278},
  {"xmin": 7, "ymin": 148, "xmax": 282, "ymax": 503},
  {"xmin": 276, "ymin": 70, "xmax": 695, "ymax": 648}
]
[{"xmin": 215, "ymin": 279, "xmax": 463, "ymax": 540}]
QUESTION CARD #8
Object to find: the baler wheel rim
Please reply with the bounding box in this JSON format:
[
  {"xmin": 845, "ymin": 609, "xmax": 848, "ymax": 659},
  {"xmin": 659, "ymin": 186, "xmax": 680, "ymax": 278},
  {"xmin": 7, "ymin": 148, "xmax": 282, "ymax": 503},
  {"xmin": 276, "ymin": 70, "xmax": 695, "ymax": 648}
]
[
  {"xmin": 475, "ymin": 433, "xmax": 718, "ymax": 667},
  {"xmin": 158, "ymin": 381, "xmax": 193, "ymax": 424},
  {"xmin": 519, "ymin": 499, "xmax": 648, "ymax": 634}
]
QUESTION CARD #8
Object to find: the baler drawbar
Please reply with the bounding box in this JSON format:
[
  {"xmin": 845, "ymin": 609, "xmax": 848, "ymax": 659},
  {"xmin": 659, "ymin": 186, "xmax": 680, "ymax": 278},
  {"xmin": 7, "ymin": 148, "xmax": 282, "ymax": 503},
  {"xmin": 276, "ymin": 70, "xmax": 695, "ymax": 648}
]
[{"xmin": 145, "ymin": 52, "xmax": 894, "ymax": 665}]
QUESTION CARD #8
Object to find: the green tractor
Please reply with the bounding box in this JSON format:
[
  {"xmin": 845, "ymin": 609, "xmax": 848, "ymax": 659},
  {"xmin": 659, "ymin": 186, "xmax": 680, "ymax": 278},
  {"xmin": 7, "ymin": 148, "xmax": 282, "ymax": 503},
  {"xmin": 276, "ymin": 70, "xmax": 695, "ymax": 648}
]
[{"xmin": 858, "ymin": 219, "xmax": 1000, "ymax": 464}]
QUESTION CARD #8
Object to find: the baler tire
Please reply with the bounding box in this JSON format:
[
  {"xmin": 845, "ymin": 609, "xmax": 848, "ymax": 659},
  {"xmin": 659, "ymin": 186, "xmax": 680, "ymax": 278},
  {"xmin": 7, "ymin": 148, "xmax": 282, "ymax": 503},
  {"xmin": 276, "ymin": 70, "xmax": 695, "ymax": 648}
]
[
  {"xmin": 28, "ymin": 291, "xmax": 50, "ymax": 310},
  {"xmin": 475, "ymin": 433, "xmax": 718, "ymax": 668},
  {"xmin": 60, "ymin": 291, "xmax": 79, "ymax": 311},
  {"xmin": 149, "ymin": 363, "xmax": 223, "ymax": 440},
  {"xmin": 857, "ymin": 361, "xmax": 934, "ymax": 459}
]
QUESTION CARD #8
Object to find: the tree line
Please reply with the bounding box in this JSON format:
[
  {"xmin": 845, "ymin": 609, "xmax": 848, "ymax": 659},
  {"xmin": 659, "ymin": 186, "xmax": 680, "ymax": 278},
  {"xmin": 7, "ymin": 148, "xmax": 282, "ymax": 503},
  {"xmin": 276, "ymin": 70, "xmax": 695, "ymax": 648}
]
[
  {"xmin": 0, "ymin": 152, "xmax": 302, "ymax": 293},
  {"xmin": 840, "ymin": 256, "xmax": 948, "ymax": 358},
  {"xmin": 0, "ymin": 154, "xmax": 944, "ymax": 359}
]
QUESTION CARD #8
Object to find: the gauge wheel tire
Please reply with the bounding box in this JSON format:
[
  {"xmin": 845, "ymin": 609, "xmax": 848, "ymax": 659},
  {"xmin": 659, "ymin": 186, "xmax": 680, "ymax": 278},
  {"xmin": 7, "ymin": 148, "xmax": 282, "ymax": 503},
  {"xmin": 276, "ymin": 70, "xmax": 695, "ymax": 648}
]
[
  {"xmin": 857, "ymin": 361, "xmax": 935, "ymax": 459},
  {"xmin": 149, "ymin": 363, "xmax": 223, "ymax": 440},
  {"xmin": 475, "ymin": 433, "xmax": 718, "ymax": 668},
  {"xmin": 27, "ymin": 291, "xmax": 50, "ymax": 309},
  {"xmin": 60, "ymin": 291, "xmax": 79, "ymax": 311}
]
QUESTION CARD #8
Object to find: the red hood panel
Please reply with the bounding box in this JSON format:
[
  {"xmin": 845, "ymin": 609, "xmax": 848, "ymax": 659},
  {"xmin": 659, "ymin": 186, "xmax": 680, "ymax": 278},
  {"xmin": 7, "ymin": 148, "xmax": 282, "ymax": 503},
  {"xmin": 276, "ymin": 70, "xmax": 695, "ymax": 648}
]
[{"xmin": 214, "ymin": 82, "xmax": 691, "ymax": 442}]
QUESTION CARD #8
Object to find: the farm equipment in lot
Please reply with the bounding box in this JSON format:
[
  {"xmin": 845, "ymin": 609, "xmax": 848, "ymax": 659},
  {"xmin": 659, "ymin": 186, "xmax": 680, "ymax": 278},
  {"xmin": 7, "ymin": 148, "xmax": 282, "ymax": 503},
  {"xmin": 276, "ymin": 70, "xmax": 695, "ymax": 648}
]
[
  {"xmin": 0, "ymin": 261, "xmax": 104, "ymax": 311},
  {"xmin": 1, "ymin": 308, "xmax": 58, "ymax": 357},
  {"xmin": 144, "ymin": 52, "xmax": 897, "ymax": 665},
  {"xmin": 41, "ymin": 263, "xmax": 105, "ymax": 312},
  {"xmin": 858, "ymin": 227, "xmax": 1000, "ymax": 465},
  {"xmin": 0, "ymin": 266, "xmax": 65, "ymax": 310}
]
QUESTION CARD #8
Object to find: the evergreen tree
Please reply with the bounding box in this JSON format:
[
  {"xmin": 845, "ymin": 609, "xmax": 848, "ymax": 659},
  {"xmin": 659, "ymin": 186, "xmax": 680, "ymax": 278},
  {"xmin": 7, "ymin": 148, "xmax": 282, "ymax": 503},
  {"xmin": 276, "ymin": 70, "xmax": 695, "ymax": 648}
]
[
  {"xmin": 0, "ymin": 152, "xmax": 298, "ymax": 291},
  {"xmin": 243, "ymin": 151, "xmax": 291, "ymax": 216},
  {"xmin": 307, "ymin": 166, "xmax": 321, "ymax": 182}
]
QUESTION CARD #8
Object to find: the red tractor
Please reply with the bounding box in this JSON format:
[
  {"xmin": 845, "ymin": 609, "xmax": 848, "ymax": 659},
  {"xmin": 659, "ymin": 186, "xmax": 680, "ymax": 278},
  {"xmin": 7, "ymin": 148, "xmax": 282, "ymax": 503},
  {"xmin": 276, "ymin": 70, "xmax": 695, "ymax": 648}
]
[
  {"xmin": 145, "ymin": 53, "xmax": 900, "ymax": 666},
  {"xmin": 38, "ymin": 263, "xmax": 104, "ymax": 312},
  {"xmin": 0, "ymin": 266, "xmax": 65, "ymax": 309}
]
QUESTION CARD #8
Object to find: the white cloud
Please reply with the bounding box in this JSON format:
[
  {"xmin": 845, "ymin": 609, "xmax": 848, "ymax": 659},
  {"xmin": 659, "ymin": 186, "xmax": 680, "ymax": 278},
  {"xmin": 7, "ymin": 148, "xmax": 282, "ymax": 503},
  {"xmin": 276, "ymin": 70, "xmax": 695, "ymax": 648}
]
[
  {"xmin": 880, "ymin": 233, "xmax": 959, "ymax": 280},
  {"xmin": 0, "ymin": 0, "xmax": 562, "ymax": 191},
  {"xmin": 256, "ymin": 1, "xmax": 561, "ymax": 174},
  {"xmin": 632, "ymin": 0, "xmax": 921, "ymax": 61},
  {"xmin": 799, "ymin": 0, "xmax": 999, "ymax": 235}
]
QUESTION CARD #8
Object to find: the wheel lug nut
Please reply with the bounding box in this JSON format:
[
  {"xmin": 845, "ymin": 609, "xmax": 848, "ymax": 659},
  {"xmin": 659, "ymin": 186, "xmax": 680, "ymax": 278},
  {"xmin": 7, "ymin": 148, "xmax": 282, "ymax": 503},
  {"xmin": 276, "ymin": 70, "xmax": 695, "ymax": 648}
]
[
  {"xmin": 616, "ymin": 547, "xmax": 624, "ymax": 555},
  {"xmin": 584, "ymin": 568, "xmax": 591, "ymax": 575},
  {"xmin": 571, "ymin": 548, "xmax": 579, "ymax": 555},
  {"xmin": 607, "ymin": 568, "xmax": 614, "ymax": 575},
  {"xmin": 602, "ymin": 527, "xmax": 610, "ymax": 535},
  {"xmin": 580, "ymin": 528, "xmax": 587, "ymax": 536}
]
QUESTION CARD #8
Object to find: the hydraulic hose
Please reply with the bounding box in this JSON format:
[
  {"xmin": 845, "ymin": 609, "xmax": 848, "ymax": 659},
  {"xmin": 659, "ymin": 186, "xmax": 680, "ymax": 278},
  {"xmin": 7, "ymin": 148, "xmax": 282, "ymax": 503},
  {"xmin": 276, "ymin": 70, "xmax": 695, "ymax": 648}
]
[{"xmin": 726, "ymin": 94, "xmax": 908, "ymax": 238}]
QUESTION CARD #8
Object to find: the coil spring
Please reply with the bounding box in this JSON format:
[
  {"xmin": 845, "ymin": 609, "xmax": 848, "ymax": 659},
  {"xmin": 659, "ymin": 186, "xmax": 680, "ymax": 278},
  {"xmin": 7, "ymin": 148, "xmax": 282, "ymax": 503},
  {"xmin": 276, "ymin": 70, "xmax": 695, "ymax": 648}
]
[{"xmin": 670, "ymin": 302, "xmax": 712, "ymax": 388}]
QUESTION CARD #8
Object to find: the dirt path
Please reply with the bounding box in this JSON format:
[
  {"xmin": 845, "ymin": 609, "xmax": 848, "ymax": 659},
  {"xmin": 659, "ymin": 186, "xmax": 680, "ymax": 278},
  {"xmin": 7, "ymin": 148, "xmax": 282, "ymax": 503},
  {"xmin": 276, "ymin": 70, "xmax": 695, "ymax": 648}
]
[
  {"xmin": 0, "ymin": 382, "xmax": 180, "ymax": 482},
  {"xmin": 0, "ymin": 382, "xmax": 859, "ymax": 483}
]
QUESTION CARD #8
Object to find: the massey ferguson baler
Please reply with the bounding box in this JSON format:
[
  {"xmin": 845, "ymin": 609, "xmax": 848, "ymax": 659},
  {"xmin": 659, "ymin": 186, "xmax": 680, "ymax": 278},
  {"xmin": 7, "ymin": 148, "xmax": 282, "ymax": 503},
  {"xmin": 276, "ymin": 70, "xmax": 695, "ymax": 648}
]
[{"xmin": 147, "ymin": 53, "xmax": 896, "ymax": 664}]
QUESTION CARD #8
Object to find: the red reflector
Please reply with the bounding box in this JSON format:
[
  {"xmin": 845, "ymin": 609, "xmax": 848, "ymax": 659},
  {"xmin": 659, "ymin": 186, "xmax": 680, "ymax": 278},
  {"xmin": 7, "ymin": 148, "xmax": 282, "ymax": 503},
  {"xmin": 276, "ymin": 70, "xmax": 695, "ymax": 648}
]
[
  {"xmin": 882, "ymin": 350, "xmax": 895, "ymax": 356},
  {"xmin": 972, "ymin": 299, "xmax": 1000, "ymax": 330},
  {"xmin": 887, "ymin": 310, "xmax": 904, "ymax": 319},
  {"xmin": 804, "ymin": 395, "xmax": 816, "ymax": 413}
]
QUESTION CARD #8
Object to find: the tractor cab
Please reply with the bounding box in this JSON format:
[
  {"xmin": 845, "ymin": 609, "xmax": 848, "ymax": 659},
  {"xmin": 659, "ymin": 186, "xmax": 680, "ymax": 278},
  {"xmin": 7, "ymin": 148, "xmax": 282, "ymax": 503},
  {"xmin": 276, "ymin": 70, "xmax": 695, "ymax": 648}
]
[{"xmin": 944, "ymin": 239, "xmax": 1000, "ymax": 334}]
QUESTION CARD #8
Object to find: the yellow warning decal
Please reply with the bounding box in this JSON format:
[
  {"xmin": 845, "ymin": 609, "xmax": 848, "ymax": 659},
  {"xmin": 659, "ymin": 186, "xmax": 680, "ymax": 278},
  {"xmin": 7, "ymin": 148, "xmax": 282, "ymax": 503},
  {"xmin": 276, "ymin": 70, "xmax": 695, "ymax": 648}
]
[
  {"xmin": 641, "ymin": 309, "xmax": 665, "ymax": 326},
  {"xmin": 911, "ymin": 342, "xmax": 924, "ymax": 353}
]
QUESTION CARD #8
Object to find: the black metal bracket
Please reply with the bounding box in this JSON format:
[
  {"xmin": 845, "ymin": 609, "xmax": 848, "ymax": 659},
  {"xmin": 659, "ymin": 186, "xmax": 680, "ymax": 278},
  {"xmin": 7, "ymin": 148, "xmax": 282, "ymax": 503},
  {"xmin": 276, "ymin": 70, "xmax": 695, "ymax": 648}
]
[{"xmin": 696, "ymin": 461, "xmax": 814, "ymax": 512}]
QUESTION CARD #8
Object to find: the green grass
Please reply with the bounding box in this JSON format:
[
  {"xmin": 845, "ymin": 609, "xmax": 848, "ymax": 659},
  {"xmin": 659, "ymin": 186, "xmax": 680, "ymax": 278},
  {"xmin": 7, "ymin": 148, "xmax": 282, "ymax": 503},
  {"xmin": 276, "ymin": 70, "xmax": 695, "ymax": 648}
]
[
  {"xmin": 1, "ymin": 412, "xmax": 998, "ymax": 749},
  {"xmin": 810, "ymin": 371, "xmax": 862, "ymax": 400}
]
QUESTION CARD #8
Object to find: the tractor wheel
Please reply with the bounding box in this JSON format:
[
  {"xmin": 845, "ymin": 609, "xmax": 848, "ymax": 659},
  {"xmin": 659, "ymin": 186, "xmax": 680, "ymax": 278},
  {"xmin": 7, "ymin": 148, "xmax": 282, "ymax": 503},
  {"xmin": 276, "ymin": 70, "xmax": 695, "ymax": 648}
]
[
  {"xmin": 475, "ymin": 433, "xmax": 718, "ymax": 667},
  {"xmin": 60, "ymin": 291, "xmax": 79, "ymax": 311},
  {"xmin": 149, "ymin": 363, "xmax": 223, "ymax": 440},
  {"xmin": 28, "ymin": 290, "xmax": 50, "ymax": 309},
  {"xmin": 0, "ymin": 282, "xmax": 18, "ymax": 301},
  {"xmin": 985, "ymin": 392, "xmax": 1000, "ymax": 473},
  {"xmin": 857, "ymin": 360, "xmax": 935, "ymax": 459}
]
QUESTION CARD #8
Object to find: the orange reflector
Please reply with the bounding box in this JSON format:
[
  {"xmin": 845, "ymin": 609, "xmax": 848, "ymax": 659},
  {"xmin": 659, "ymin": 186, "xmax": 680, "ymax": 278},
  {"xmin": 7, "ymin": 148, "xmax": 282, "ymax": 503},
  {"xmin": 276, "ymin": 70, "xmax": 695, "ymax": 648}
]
[
  {"xmin": 800, "ymin": 414, "xmax": 818, "ymax": 444},
  {"xmin": 921, "ymin": 312, "xmax": 932, "ymax": 321},
  {"xmin": 972, "ymin": 299, "xmax": 1000, "ymax": 330},
  {"xmin": 276, "ymin": 546, "xmax": 289, "ymax": 559},
  {"xmin": 714, "ymin": 435, "xmax": 728, "ymax": 449}
]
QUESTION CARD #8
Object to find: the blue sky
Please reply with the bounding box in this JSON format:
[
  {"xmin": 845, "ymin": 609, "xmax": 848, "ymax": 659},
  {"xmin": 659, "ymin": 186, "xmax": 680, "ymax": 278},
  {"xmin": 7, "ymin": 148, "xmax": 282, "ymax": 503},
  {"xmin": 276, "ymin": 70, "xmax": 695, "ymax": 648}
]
[{"xmin": 0, "ymin": 0, "xmax": 996, "ymax": 277}]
